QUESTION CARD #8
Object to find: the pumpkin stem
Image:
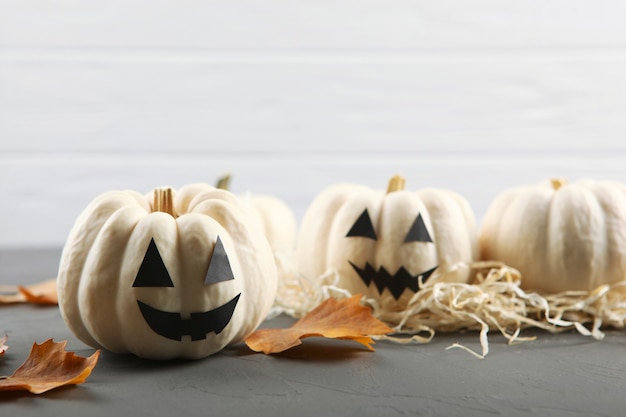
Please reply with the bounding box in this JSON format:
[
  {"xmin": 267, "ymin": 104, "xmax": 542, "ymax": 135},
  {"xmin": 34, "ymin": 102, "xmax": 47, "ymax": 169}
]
[
  {"xmin": 215, "ymin": 172, "xmax": 232, "ymax": 190},
  {"xmin": 153, "ymin": 188, "xmax": 177, "ymax": 217},
  {"xmin": 550, "ymin": 178, "xmax": 567, "ymax": 191},
  {"xmin": 387, "ymin": 174, "xmax": 406, "ymax": 193}
]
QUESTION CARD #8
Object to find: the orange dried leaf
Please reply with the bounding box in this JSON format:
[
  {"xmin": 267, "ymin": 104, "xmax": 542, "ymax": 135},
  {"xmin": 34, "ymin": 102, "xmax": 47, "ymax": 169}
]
[
  {"xmin": 0, "ymin": 339, "xmax": 100, "ymax": 394},
  {"xmin": 0, "ymin": 286, "xmax": 23, "ymax": 304},
  {"xmin": 18, "ymin": 278, "xmax": 58, "ymax": 305},
  {"xmin": 0, "ymin": 278, "xmax": 58, "ymax": 305},
  {"xmin": 245, "ymin": 295, "xmax": 392, "ymax": 354}
]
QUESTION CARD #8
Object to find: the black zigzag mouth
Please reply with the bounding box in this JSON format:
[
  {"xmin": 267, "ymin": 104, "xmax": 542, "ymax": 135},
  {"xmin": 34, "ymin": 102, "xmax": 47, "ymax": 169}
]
[
  {"xmin": 136, "ymin": 293, "xmax": 240, "ymax": 341},
  {"xmin": 348, "ymin": 262, "xmax": 438, "ymax": 300}
]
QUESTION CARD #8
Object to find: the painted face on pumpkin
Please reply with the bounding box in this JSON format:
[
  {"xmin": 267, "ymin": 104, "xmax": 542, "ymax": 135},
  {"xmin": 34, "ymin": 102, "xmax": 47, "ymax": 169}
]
[
  {"xmin": 346, "ymin": 209, "xmax": 438, "ymax": 300},
  {"xmin": 132, "ymin": 237, "xmax": 241, "ymax": 341}
]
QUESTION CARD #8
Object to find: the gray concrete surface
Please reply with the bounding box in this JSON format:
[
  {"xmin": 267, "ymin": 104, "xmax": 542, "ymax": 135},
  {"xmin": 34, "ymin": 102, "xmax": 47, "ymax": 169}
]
[{"xmin": 2, "ymin": 249, "xmax": 626, "ymax": 416}]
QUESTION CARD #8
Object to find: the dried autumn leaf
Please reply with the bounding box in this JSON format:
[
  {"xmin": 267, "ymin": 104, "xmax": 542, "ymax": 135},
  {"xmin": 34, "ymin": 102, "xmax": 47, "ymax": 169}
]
[
  {"xmin": 0, "ymin": 339, "xmax": 100, "ymax": 394},
  {"xmin": 18, "ymin": 278, "xmax": 58, "ymax": 305},
  {"xmin": 0, "ymin": 286, "xmax": 22, "ymax": 304},
  {"xmin": 0, "ymin": 335, "xmax": 7, "ymax": 356},
  {"xmin": 245, "ymin": 295, "xmax": 392, "ymax": 354},
  {"xmin": 0, "ymin": 278, "xmax": 58, "ymax": 305}
]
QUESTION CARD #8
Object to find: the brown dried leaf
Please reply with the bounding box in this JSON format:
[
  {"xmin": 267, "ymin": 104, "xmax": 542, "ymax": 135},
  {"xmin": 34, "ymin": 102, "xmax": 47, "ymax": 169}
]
[
  {"xmin": 0, "ymin": 339, "xmax": 100, "ymax": 394},
  {"xmin": 0, "ymin": 335, "xmax": 7, "ymax": 356},
  {"xmin": 245, "ymin": 295, "xmax": 392, "ymax": 354},
  {"xmin": 0, "ymin": 286, "xmax": 23, "ymax": 304},
  {"xmin": 18, "ymin": 278, "xmax": 58, "ymax": 305},
  {"xmin": 0, "ymin": 279, "xmax": 58, "ymax": 305}
]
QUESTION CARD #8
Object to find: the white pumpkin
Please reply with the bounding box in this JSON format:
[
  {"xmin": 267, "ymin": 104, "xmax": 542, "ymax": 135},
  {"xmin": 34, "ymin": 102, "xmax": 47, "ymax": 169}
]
[
  {"xmin": 57, "ymin": 184, "xmax": 277, "ymax": 360},
  {"xmin": 296, "ymin": 175, "xmax": 479, "ymax": 311},
  {"xmin": 239, "ymin": 192, "xmax": 297, "ymax": 264},
  {"xmin": 214, "ymin": 174, "xmax": 297, "ymax": 280},
  {"xmin": 479, "ymin": 178, "xmax": 626, "ymax": 294}
]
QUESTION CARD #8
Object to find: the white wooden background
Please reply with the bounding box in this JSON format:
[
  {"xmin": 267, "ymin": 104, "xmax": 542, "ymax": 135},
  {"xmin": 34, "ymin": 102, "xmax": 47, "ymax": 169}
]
[{"xmin": 2, "ymin": 0, "xmax": 626, "ymax": 249}]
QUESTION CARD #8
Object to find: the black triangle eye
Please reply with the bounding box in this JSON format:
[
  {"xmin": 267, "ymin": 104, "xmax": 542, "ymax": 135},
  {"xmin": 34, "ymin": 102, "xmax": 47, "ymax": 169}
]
[
  {"xmin": 204, "ymin": 236, "xmax": 236, "ymax": 286},
  {"xmin": 404, "ymin": 213, "xmax": 433, "ymax": 243},
  {"xmin": 346, "ymin": 209, "xmax": 377, "ymax": 240},
  {"xmin": 133, "ymin": 238, "xmax": 175, "ymax": 287}
]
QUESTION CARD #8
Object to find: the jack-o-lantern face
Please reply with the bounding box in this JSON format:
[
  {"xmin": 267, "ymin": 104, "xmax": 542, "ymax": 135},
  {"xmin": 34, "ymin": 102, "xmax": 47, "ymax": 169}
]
[
  {"xmin": 345, "ymin": 209, "xmax": 438, "ymax": 300},
  {"xmin": 296, "ymin": 175, "xmax": 479, "ymax": 311},
  {"xmin": 133, "ymin": 237, "xmax": 241, "ymax": 341},
  {"xmin": 57, "ymin": 184, "xmax": 278, "ymax": 360}
]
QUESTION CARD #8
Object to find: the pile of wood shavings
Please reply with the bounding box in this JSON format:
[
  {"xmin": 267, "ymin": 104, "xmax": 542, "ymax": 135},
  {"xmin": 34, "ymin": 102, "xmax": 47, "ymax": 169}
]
[{"xmin": 271, "ymin": 261, "xmax": 626, "ymax": 358}]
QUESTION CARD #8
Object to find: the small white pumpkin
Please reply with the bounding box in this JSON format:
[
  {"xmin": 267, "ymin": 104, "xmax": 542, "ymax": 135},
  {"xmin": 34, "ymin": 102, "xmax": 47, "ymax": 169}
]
[
  {"xmin": 215, "ymin": 173, "xmax": 297, "ymax": 280},
  {"xmin": 57, "ymin": 184, "xmax": 277, "ymax": 360},
  {"xmin": 479, "ymin": 178, "xmax": 626, "ymax": 294},
  {"xmin": 239, "ymin": 192, "xmax": 297, "ymax": 265},
  {"xmin": 296, "ymin": 175, "xmax": 479, "ymax": 311}
]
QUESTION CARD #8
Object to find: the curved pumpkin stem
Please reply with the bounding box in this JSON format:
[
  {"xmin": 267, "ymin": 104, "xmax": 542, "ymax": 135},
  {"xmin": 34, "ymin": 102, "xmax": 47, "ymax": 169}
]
[
  {"xmin": 153, "ymin": 188, "xmax": 177, "ymax": 218},
  {"xmin": 387, "ymin": 174, "xmax": 406, "ymax": 193},
  {"xmin": 215, "ymin": 172, "xmax": 232, "ymax": 190},
  {"xmin": 550, "ymin": 178, "xmax": 567, "ymax": 191}
]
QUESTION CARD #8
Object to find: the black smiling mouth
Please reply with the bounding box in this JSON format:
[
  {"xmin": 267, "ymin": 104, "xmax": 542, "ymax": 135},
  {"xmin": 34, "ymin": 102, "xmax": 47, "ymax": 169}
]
[
  {"xmin": 348, "ymin": 262, "xmax": 438, "ymax": 300},
  {"xmin": 136, "ymin": 294, "xmax": 241, "ymax": 341}
]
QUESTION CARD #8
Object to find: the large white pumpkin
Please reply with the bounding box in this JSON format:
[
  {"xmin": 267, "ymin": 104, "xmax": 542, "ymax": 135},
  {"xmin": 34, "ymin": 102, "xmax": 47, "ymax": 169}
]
[
  {"xmin": 479, "ymin": 179, "xmax": 626, "ymax": 294},
  {"xmin": 296, "ymin": 175, "xmax": 479, "ymax": 311},
  {"xmin": 57, "ymin": 184, "xmax": 277, "ymax": 360}
]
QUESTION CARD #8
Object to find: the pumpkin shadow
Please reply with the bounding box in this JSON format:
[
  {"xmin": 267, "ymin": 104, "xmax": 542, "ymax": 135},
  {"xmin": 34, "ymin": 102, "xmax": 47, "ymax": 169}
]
[
  {"xmin": 229, "ymin": 339, "xmax": 373, "ymax": 362},
  {"xmin": 97, "ymin": 350, "xmax": 209, "ymax": 370}
]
